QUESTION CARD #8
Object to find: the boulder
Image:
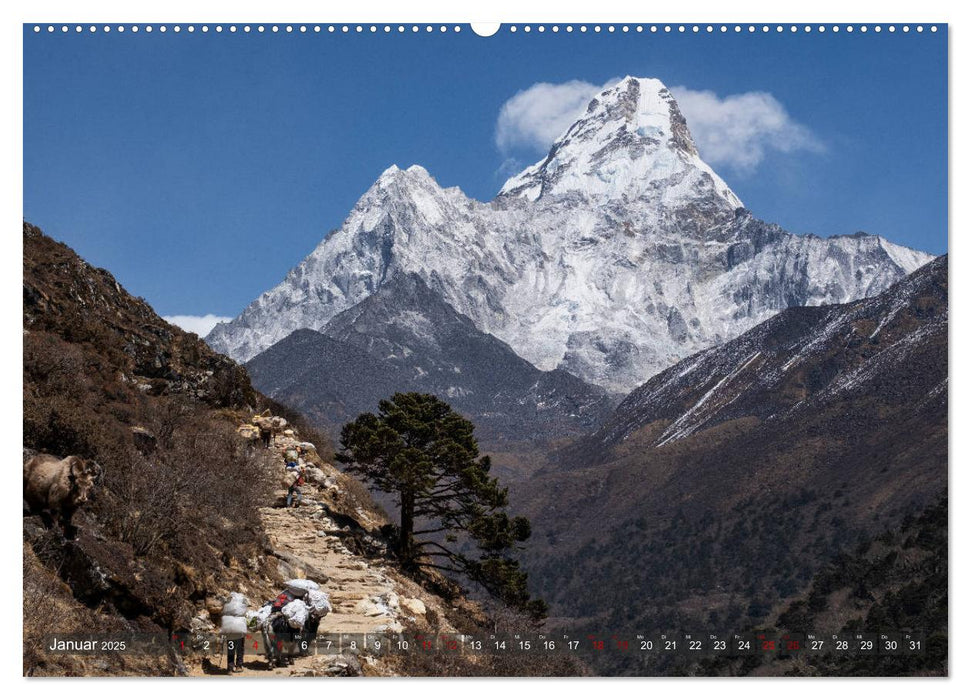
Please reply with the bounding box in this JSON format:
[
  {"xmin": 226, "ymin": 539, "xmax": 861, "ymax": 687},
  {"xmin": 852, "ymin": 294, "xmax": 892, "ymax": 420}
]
[
  {"xmin": 305, "ymin": 654, "xmax": 362, "ymax": 677},
  {"xmin": 355, "ymin": 599, "xmax": 388, "ymax": 617},
  {"xmin": 400, "ymin": 597, "xmax": 426, "ymax": 617},
  {"xmin": 375, "ymin": 620, "xmax": 404, "ymax": 634},
  {"xmin": 356, "ymin": 592, "xmax": 397, "ymax": 618},
  {"xmin": 190, "ymin": 611, "xmax": 215, "ymax": 634},
  {"xmin": 305, "ymin": 467, "xmax": 327, "ymax": 485},
  {"xmin": 191, "ymin": 612, "xmax": 217, "ymax": 649},
  {"xmin": 131, "ymin": 426, "xmax": 157, "ymax": 454}
]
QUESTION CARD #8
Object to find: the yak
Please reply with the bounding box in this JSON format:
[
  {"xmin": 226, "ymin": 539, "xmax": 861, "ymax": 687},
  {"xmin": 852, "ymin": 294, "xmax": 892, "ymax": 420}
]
[{"xmin": 23, "ymin": 451, "xmax": 102, "ymax": 539}]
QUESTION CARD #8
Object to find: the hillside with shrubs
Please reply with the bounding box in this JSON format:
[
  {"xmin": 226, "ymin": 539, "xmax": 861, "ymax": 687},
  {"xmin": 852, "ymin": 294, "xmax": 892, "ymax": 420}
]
[{"xmin": 22, "ymin": 222, "xmax": 576, "ymax": 678}]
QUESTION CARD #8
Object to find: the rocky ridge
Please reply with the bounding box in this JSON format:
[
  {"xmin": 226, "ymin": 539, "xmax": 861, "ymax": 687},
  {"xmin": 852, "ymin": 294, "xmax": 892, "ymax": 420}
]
[
  {"xmin": 513, "ymin": 258, "xmax": 946, "ymax": 675},
  {"xmin": 245, "ymin": 272, "xmax": 613, "ymax": 442},
  {"xmin": 583, "ymin": 254, "xmax": 948, "ymax": 453}
]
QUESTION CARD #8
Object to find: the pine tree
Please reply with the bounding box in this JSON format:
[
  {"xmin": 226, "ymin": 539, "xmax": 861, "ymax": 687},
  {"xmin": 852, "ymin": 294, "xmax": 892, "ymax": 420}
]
[{"xmin": 336, "ymin": 392, "xmax": 547, "ymax": 619}]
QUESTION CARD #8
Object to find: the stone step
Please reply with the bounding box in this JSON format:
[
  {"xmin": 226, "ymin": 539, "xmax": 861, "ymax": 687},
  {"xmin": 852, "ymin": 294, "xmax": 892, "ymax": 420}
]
[{"xmin": 256, "ymin": 484, "xmax": 401, "ymax": 639}]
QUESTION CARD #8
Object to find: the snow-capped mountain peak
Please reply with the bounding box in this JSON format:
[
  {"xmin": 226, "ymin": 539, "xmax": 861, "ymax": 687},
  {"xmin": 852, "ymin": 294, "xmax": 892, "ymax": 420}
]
[
  {"xmin": 498, "ymin": 76, "xmax": 742, "ymax": 211},
  {"xmin": 207, "ymin": 76, "xmax": 934, "ymax": 393}
]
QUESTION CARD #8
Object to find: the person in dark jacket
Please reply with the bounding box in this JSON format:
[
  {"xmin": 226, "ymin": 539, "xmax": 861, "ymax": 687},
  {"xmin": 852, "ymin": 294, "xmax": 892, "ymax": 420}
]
[
  {"xmin": 226, "ymin": 634, "xmax": 245, "ymax": 673},
  {"xmin": 286, "ymin": 466, "xmax": 305, "ymax": 508}
]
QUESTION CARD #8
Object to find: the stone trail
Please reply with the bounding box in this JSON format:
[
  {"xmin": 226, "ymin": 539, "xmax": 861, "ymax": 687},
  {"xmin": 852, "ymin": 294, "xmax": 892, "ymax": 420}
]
[{"xmin": 188, "ymin": 428, "xmax": 408, "ymax": 677}]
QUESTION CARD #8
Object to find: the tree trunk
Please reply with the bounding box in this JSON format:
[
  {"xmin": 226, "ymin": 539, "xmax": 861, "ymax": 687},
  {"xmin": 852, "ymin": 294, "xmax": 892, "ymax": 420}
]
[{"xmin": 400, "ymin": 490, "xmax": 415, "ymax": 568}]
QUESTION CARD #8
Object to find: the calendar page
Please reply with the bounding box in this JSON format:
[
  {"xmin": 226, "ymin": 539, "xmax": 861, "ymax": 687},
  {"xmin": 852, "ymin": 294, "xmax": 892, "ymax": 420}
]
[{"xmin": 20, "ymin": 11, "xmax": 949, "ymax": 683}]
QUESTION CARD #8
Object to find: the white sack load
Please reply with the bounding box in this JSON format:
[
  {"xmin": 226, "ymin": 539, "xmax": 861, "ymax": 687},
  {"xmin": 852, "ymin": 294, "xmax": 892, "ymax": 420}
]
[
  {"xmin": 281, "ymin": 470, "xmax": 299, "ymax": 488},
  {"xmin": 220, "ymin": 615, "xmax": 248, "ymax": 635},
  {"xmin": 256, "ymin": 604, "xmax": 273, "ymax": 625},
  {"xmin": 284, "ymin": 578, "xmax": 320, "ymax": 593},
  {"xmin": 282, "ymin": 599, "xmax": 310, "ymax": 630},
  {"xmin": 246, "ymin": 604, "xmax": 273, "ymax": 630},
  {"xmin": 222, "ymin": 592, "xmax": 249, "ymax": 617},
  {"xmin": 307, "ymin": 589, "xmax": 332, "ymax": 617},
  {"xmin": 298, "ymin": 442, "xmax": 316, "ymax": 451}
]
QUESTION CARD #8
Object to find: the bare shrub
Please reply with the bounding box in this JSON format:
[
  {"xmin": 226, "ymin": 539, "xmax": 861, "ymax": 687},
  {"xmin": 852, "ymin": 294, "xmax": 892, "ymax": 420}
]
[
  {"xmin": 146, "ymin": 397, "xmax": 192, "ymax": 450},
  {"xmin": 104, "ymin": 417, "xmax": 272, "ymax": 561},
  {"xmin": 23, "ymin": 542, "xmax": 92, "ymax": 676},
  {"xmin": 24, "ymin": 331, "xmax": 131, "ymax": 460},
  {"xmin": 208, "ymin": 365, "xmax": 255, "ymax": 409},
  {"xmin": 23, "ymin": 332, "xmax": 88, "ymax": 400}
]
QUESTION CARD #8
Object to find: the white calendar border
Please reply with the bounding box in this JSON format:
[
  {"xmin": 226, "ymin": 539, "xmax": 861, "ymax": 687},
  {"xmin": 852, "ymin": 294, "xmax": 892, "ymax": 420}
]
[{"xmin": 2, "ymin": 0, "xmax": 964, "ymax": 698}]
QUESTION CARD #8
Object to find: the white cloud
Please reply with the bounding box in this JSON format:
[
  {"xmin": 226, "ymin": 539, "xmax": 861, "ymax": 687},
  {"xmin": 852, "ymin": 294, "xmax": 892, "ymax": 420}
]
[
  {"xmin": 163, "ymin": 314, "xmax": 233, "ymax": 336},
  {"xmin": 495, "ymin": 79, "xmax": 615, "ymax": 153},
  {"xmin": 495, "ymin": 78, "xmax": 822, "ymax": 174},
  {"xmin": 670, "ymin": 86, "xmax": 823, "ymax": 173},
  {"xmin": 495, "ymin": 156, "xmax": 524, "ymax": 178}
]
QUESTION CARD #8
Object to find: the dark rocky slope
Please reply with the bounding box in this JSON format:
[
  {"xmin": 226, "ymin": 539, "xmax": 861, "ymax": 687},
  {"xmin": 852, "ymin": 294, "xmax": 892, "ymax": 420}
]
[
  {"xmin": 246, "ymin": 272, "xmax": 614, "ymax": 445},
  {"xmin": 513, "ymin": 257, "xmax": 947, "ymax": 675},
  {"xmin": 23, "ymin": 222, "xmax": 276, "ymax": 675}
]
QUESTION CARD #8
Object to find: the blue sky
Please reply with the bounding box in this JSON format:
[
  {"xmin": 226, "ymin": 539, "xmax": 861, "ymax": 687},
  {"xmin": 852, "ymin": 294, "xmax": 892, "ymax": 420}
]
[{"xmin": 23, "ymin": 24, "xmax": 947, "ymax": 331}]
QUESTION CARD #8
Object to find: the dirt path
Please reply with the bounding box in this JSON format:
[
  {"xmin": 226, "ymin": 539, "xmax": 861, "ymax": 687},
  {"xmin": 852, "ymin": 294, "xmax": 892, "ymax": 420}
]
[
  {"xmin": 187, "ymin": 431, "xmax": 408, "ymax": 677},
  {"xmin": 259, "ymin": 504, "xmax": 401, "ymax": 634}
]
